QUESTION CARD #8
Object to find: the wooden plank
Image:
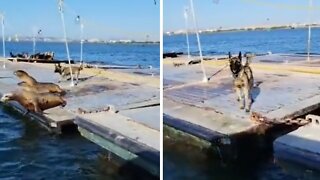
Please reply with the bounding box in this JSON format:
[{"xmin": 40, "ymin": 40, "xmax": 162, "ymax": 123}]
[
  {"xmin": 163, "ymin": 114, "xmax": 228, "ymax": 144},
  {"xmin": 7, "ymin": 58, "xmax": 75, "ymax": 64},
  {"xmin": 274, "ymin": 141, "xmax": 320, "ymax": 171},
  {"xmin": 75, "ymin": 116, "xmax": 159, "ymax": 163},
  {"xmin": 78, "ymin": 127, "xmax": 160, "ymax": 177}
]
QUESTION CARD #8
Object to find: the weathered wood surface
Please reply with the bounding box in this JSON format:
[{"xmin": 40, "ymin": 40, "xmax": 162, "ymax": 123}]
[
  {"xmin": 0, "ymin": 61, "xmax": 160, "ymax": 171},
  {"xmin": 164, "ymin": 55, "xmax": 320, "ymax": 142}
]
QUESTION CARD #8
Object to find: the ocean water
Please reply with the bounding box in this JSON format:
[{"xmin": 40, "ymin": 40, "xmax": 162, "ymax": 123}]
[
  {"xmin": 0, "ymin": 106, "xmax": 156, "ymax": 180},
  {"xmin": 164, "ymin": 28, "xmax": 320, "ymax": 180},
  {"xmin": 164, "ymin": 28, "xmax": 320, "ymax": 56},
  {"xmin": 0, "ymin": 42, "xmax": 159, "ymax": 179},
  {"xmin": 7, "ymin": 41, "xmax": 160, "ymax": 68}
]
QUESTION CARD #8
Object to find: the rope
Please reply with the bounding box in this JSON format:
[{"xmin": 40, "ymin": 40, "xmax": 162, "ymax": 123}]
[
  {"xmin": 63, "ymin": 2, "xmax": 157, "ymax": 41},
  {"xmin": 208, "ymin": 63, "xmax": 229, "ymax": 81},
  {"xmin": 240, "ymin": 0, "xmax": 319, "ymax": 11}
]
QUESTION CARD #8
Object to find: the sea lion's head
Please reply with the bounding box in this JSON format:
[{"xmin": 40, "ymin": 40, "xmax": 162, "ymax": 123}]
[
  {"xmin": 1, "ymin": 93, "xmax": 14, "ymax": 102},
  {"xmin": 14, "ymin": 70, "xmax": 29, "ymax": 78},
  {"xmin": 17, "ymin": 82, "xmax": 29, "ymax": 87},
  {"xmin": 61, "ymin": 99, "xmax": 67, "ymax": 107}
]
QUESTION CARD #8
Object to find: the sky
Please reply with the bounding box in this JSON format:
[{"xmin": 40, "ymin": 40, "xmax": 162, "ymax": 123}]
[
  {"xmin": 164, "ymin": 0, "xmax": 320, "ymax": 32},
  {"xmin": 0, "ymin": 0, "xmax": 159, "ymax": 41}
]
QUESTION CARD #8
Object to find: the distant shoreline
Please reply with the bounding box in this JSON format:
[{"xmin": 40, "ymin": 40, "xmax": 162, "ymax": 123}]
[
  {"xmin": 1, "ymin": 40, "xmax": 160, "ymax": 45},
  {"xmin": 165, "ymin": 24, "xmax": 320, "ymax": 36}
]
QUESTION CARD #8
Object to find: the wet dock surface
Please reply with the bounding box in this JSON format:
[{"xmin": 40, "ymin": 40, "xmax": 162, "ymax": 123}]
[
  {"xmin": 164, "ymin": 54, "xmax": 320, "ymax": 137},
  {"xmin": 0, "ymin": 60, "xmax": 160, "ymax": 175}
]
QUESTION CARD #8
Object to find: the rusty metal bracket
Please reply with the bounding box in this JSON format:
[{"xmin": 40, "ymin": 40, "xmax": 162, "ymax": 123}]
[
  {"xmin": 250, "ymin": 112, "xmax": 310, "ymax": 126},
  {"xmin": 305, "ymin": 114, "xmax": 320, "ymax": 127}
]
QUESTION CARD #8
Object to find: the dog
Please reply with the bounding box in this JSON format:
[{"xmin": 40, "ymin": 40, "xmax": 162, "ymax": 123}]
[
  {"xmin": 54, "ymin": 63, "xmax": 83, "ymax": 83},
  {"xmin": 229, "ymin": 52, "xmax": 254, "ymax": 112}
]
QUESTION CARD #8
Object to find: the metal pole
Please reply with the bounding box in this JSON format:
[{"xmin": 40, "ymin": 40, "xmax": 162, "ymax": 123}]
[
  {"xmin": 1, "ymin": 14, "xmax": 5, "ymax": 68},
  {"xmin": 80, "ymin": 23, "xmax": 83, "ymax": 64},
  {"xmin": 189, "ymin": 0, "xmax": 208, "ymax": 82},
  {"xmin": 184, "ymin": 7, "xmax": 191, "ymax": 60},
  {"xmin": 58, "ymin": 0, "xmax": 74, "ymax": 86},
  {"xmin": 307, "ymin": 0, "xmax": 313, "ymax": 61},
  {"xmin": 33, "ymin": 32, "xmax": 36, "ymax": 56}
]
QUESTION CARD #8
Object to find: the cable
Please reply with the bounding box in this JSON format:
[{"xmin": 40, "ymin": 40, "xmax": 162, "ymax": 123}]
[{"xmin": 240, "ymin": 0, "xmax": 319, "ymax": 11}]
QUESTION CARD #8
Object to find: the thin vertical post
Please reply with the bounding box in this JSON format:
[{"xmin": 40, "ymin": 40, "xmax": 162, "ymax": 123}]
[
  {"xmin": 307, "ymin": 0, "xmax": 313, "ymax": 61},
  {"xmin": 1, "ymin": 14, "xmax": 5, "ymax": 68},
  {"xmin": 184, "ymin": 7, "xmax": 191, "ymax": 60},
  {"xmin": 33, "ymin": 31, "xmax": 36, "ymax": 56},
  {"xmin": 58, "ymin": 0, "xmax": 74, "ymax": 86},
  {"xmin": 189, "ymin": 0, "xmax": 208, "ymax": 82},
  {"xmin": 80, "ymin": 23, "xmax": 84, "ymax": 64}
]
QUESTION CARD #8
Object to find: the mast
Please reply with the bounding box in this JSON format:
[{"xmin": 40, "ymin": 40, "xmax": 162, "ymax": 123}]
[
  {"xmin": 189, "ymin": 0, "xmax": 208, "ymax": 82},
  {"xmin": 58, "ymin": 0, "xmax": 74, "ymax": 86}
]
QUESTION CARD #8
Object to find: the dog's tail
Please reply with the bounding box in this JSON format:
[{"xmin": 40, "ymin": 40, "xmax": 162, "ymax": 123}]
[
  {"xmin": 79, "ymin": 62, "xmax": 84, "ymax": 70},
  {"xmin": 244, "ymin": 53, "xmax": 255, "ymax": 66}
]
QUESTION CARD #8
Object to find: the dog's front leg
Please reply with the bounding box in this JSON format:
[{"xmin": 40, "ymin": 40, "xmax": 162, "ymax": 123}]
[
  {"xmin": 235, "ymin": 87, "xmax": 244, "ymax": 110},
  {"xmin": 244, "ymin": 88, "xmax": 252, "ymax": 112}
]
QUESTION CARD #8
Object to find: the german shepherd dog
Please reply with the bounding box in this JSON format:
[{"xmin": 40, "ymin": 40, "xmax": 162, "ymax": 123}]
[
  {"xmin": 229, "ymin": 52, "xmax": 254, "ymax": 112},
  {"xmin": 54, "ymin": 63, "xmax": 83, "ymax": 83}
]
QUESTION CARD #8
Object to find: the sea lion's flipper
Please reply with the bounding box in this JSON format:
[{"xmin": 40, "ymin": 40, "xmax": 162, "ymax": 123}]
[
  {"xmin": 33, "ymin": 102, "xmax": 43, "ymax": 113},
  {"xmin": 23, "ymin": 110, "xmax": 29, "ymax": 115}
]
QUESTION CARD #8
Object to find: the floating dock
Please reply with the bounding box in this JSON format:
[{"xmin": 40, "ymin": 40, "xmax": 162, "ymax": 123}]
[
  {"xmin": 0, "ymin": 59, "xmax": 160, "ymax": 176},
  {"xmin": 274, "ymin": 114, "xmax": 320, "ymax": 171},
  {"xmin": 163, "ymin": 54, "xmax": 320, "ymax": 155},
  {"xmin": 7, "ymin": 57, "xmax": 75, "ymax": 64}
]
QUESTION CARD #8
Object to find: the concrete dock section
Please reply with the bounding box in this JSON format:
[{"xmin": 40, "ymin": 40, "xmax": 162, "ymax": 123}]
[
  {"xmin": 164, "ymin": 54, "xmax": 320, "ymax": 148},
  {"xmin": 0, "ymin": 59, "xmax": 160, "ymax": 176}
]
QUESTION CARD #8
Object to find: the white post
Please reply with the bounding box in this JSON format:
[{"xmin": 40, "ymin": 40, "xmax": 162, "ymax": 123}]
[
  {"xmin": 76, "ymin": 15, "xmax": 84, "ymax": 65},
  {"xmin": 307, "ymin": 0, "xmax": 313, "ymax": 62},
  {"xmin": 32, "ymin": 32, "xmax": 36, "ymax": 56},
  {"xmin": 80, "ymin": 23, "xmax": 84, "ymax": 64},
  {"xmin": 58, "ymin": 0, "xmax": 74, "ymax": 86},
  {"xmin": 189, "ymin": 0, "xmax": 208, "ymax": 82},
  {"xmin": 1, "ymin": 14, "xmax": 5, "ymax": 68},
  {"xmin": 184, "ymin": 7, "xmax": 191, "ymax": 60}
]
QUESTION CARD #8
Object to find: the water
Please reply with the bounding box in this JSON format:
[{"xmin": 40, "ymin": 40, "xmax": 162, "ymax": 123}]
[
  {"xmin": 164, "ymin": 28, "xmax": 320, "ymax": 56},
  {"xmin": 164, "ymin": 138, "xmax": 320, "ymax": 180},
  {"xmin": 0, "ymin": 107, "xmax": 157, "ymax": 179},
  {"xmin": 164, "ymin": 28, "xmax": 320, "ymax": 180},
  {"xmin": 0, "ymin": 42, "xmax": 159, "ymax": 179},
  {"xmin": 7, "ymin": 41, "xmax": 160, "ymax": 69}
]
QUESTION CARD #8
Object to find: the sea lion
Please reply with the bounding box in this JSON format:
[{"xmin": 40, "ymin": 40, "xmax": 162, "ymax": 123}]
[
  {"xmin": 1, "ymin": 90, "xmax": 67, "ymax": 113},
  {"xmin": 14, "ymin": 70, "xmax": 37, "ymax": 85},
  {"xmin": 14, "ymin": 70, "xmax": 65, "ymax": 95},
  {"xmin": 18, "ymin": 82, "xmax": 65, "ymax": 95}
]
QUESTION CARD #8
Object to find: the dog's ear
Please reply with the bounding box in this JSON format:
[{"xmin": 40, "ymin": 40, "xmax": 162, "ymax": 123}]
[
  {"xmin": 228, "ymin": 52, "xmax": 232, "ymax": 59},
  {"xmin": 238, "ymin": 51, "xmax": 242, "ymax": 61}
]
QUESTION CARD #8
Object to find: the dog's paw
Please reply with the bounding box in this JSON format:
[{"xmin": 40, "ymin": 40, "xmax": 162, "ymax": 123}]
[
  {"xmin": 240, "ymin": 106, "xmax": 245, "ymax": 110},
  {"xmin": 245, "ymin": 109, "xmax": 250, "ymax": 113}
]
